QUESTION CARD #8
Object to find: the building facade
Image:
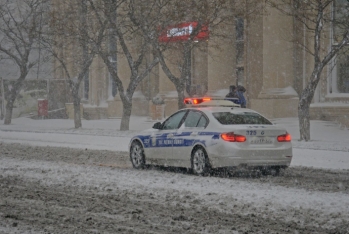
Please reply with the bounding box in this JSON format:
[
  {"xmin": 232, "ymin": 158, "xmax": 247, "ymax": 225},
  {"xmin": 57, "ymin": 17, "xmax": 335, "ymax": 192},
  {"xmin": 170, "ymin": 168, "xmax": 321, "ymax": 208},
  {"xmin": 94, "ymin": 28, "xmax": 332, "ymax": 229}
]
[{"xmin": 53, "ymin": 1, "xmax": 349, "ymax": 126}]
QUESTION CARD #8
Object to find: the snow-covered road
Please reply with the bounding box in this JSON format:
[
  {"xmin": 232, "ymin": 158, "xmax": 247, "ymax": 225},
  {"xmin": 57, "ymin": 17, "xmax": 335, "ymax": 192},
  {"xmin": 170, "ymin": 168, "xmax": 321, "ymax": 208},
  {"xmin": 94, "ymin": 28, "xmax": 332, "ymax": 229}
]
[
  {"xmin": 0, "ymin": 144, "xmax": 348, "ymax": 233},
  {"xmin": 1, "ymin": 117, "xmax": 348, "ymax": 233}
]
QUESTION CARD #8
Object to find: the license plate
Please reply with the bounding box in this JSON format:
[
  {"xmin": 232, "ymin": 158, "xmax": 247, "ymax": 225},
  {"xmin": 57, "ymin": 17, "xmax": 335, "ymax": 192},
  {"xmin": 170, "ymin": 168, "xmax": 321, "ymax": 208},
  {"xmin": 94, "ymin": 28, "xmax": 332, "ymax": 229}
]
[{"xmin": 250, "ymin": 137, "xmax": 273, "ymax": 144}]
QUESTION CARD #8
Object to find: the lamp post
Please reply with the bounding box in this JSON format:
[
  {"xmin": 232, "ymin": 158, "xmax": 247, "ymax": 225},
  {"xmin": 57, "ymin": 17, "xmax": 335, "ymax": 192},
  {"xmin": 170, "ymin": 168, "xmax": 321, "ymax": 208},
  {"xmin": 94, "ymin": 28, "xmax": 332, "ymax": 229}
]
[
  {"xmin": 109, "ymin": 0, "xmax": 117, "ymax": 98},
  {"xmin": 82, "ymin": 0, "xmax": 89, "ymax": 100}
]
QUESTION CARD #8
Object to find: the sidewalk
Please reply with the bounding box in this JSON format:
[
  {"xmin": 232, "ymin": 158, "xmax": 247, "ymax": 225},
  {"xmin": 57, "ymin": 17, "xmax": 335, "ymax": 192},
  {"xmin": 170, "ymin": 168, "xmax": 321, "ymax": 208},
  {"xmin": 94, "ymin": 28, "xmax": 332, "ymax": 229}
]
[
  {"xmin": 0, "ymin": 116, "xmax": 155, "ymax": 151},
  {"xmin": 0, "ymin": 116, "xmax": 348, "ymax": 170},
  {"xmin": 0, "ymin": 116, "xmax": 155, "ymax": 137}
]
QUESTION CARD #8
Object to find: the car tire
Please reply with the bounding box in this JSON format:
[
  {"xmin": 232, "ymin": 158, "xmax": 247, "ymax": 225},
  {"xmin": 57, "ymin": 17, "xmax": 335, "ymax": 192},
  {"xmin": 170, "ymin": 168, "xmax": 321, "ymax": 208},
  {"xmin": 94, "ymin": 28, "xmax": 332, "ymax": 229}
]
[
  {"xmin": 130, "ymin": 140, "xmax": 145, "ymax": 169},
  {"xmin": 191, "ymin": 146, "xmax": 211, "ymax": 176}
]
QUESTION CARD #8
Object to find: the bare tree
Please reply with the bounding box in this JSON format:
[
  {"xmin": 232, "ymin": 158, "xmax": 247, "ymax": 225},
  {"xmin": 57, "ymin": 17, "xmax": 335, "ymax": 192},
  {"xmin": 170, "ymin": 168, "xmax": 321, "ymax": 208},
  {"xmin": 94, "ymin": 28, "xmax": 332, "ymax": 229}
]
[
  {"xmin": 129, "ymin": 0, "xmax": 251, "ymax": 109},
  {"xmin": 0, "ymin": 0, "xmax": 48, "ymax": 124},
  {"xmin": 130, "ymin": 0, "xmax": 216, "ymax": 110},
  {"xmin": 45, "ymin": 0, "xmax": 107, "ymax": 128},
  {"xmin": 89, "ymin": 0, "xmax": 159, "ymax": 131},
  {"xmin": 268, "ymin": 0, "xmax": 349, "ymax": 141}
]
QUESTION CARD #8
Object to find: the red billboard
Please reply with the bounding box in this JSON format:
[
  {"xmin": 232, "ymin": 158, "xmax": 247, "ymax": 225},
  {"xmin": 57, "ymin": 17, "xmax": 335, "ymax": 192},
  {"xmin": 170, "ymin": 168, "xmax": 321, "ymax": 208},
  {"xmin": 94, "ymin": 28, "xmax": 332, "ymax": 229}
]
[{"xmin": 158, "ymin": 22, "xmax": 209, "ymax": 43}]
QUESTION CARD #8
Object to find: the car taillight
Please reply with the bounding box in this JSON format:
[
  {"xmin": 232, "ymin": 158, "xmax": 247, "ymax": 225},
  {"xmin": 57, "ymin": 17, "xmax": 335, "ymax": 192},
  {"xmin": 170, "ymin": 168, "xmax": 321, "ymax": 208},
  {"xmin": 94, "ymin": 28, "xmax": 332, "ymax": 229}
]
[
  {"xmin": 221, "ymin": 132, "xmax": 246, "ymax": 142},
  {"xmin": 277, "ymin": 133, "xmax": 291, "ymax": 142}
]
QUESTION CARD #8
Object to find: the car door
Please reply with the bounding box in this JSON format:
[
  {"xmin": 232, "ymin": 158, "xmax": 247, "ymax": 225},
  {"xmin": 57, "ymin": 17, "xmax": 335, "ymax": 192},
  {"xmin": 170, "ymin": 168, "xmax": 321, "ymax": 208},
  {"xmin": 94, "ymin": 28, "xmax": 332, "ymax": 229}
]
[
  {"xmin": 147, "ymin": 110, "xmax": 187, "ymax": 166},
  {"xmin": 172, "ymin": 110, "xmax": 208, "ymax": 167}
]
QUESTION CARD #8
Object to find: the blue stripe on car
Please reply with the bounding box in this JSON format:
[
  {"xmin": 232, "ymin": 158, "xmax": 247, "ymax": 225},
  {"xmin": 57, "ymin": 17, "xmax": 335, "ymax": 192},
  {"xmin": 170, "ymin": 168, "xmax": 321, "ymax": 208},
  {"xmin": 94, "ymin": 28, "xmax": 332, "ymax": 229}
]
[{"xmin": 131, "ymin": 131, "xmax": 221, "ymax": 148}]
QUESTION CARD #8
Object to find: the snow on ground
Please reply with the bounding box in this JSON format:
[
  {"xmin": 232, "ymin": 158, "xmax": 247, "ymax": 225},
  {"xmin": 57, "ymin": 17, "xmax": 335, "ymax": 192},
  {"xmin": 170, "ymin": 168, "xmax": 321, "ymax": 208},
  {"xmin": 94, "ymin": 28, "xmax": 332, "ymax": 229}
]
[
  {"xmin": 0, "ymin": 117, "xmax": 349, "ymax": 233},
  {"xmin": 1, "ymin": 155, "xmax": 349, "ymax": 225},
  {"xmin": 0, "ymin": 116, "xmax": 348, "ymax": 170}
]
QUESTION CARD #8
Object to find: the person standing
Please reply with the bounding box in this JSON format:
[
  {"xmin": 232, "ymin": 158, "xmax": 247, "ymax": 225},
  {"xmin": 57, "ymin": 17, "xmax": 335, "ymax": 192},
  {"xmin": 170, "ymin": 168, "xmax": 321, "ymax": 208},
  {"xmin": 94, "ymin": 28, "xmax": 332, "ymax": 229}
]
[
  {"xmin": 237, "ymin": 85, "xmax": 247, "ymax": 108},
  {"xmin": 225, "ymin": 85, "xmax": 238, "ymax": 98}
]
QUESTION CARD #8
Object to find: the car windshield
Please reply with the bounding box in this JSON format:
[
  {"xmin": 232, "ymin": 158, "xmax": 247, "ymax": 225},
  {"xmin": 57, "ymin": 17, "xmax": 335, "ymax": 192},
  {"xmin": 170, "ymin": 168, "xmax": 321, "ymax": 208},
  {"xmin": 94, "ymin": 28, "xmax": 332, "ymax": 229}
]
[{"xmin": 212, "ymin": 112, "xmax": 272, "ymax": 125}]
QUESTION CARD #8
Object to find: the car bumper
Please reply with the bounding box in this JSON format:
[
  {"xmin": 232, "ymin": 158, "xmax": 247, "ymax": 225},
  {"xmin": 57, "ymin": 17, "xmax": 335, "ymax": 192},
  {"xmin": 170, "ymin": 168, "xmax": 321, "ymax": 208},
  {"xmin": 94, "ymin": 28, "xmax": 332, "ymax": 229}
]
[
  {"xmin": 207, "ymin": 145, "xmax": 292, "ymax": 168},
  {"xmin": 210, "ymin": 156, "xmax": 292, "ymax": 168}
]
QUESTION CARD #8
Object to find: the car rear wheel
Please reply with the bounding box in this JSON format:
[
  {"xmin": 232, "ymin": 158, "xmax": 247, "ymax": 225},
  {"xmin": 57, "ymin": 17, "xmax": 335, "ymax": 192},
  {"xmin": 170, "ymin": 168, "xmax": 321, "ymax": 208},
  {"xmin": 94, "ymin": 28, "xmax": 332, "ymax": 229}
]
[
  {"xmin": 191, "ymin": 147, "xmax": 210, "ymax": 176},
  {"xmin": 130, "ymin": 141, "xmax": 145, "ymax": 169}
]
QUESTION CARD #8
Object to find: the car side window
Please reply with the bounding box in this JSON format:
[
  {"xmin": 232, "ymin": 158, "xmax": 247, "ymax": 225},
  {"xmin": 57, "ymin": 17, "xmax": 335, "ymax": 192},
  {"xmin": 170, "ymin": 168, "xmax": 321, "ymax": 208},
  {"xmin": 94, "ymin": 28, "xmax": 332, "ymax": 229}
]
[
  {"xmin": 162, "ymin": 111, "xmax": 187, "ymax": 130},
  {"xmin": 197, "ymin": 116, "xmax": 207, "ymax": 127},
  {"xmin": 184, "ymin": 110, "xmax": 207, "ymax": 128}
]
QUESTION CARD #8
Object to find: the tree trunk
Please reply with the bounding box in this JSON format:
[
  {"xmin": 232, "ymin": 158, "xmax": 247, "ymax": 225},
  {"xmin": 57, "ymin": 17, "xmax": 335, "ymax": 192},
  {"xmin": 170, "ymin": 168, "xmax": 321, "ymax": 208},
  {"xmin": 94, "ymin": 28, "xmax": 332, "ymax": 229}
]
[
  {"xmin": 176, "ymin": 85, "xmax": 186, "ymax": 110},
  {"xmin": 72, "ymin": 87, "xmax": 82, "ymax": 129},
  {"xmin": 120, "ymin": 99, "xmax": 132, "ymax": 131},
  {"xmin": 3, "ymin": 85, "xmax": 19, "ymax": 125},
  {"xmin": 298, "ymin": 95, "xmax": 311, "ymax": 141},
  {"xmin": 3, "ymin": 73, "xmax": 27, "ymax": 124},
  {"xmin": 298, "ymin": 70, "xmax": 321, "ymax": 141},
  {"xmin": 4, "ymin": 98, "xmax": 14, "ymax": 125}
]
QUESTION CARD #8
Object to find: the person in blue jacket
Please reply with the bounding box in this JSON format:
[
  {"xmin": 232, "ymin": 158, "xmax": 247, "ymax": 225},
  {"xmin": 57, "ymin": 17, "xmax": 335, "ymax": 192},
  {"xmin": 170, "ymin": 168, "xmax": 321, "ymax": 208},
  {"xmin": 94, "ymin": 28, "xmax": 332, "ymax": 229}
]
[{"xmin": 237, "ymin": 85, "xmax": 246, "ymax": 108}]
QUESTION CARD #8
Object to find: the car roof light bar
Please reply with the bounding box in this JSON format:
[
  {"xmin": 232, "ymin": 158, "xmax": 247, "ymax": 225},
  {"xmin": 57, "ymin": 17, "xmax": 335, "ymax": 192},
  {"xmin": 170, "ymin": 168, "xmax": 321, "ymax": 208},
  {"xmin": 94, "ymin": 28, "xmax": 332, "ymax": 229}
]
[{"xmin": 184, "ymin": 97, "xmax": 211, "ymax": 105}]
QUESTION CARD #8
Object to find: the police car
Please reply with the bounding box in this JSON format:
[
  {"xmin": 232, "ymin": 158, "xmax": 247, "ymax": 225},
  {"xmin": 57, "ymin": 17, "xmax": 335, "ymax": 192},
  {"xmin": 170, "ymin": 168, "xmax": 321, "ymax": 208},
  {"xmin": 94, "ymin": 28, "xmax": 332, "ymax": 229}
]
[{"xmin": 129, "ymin": 97, "xmax": 292, "ymax": 175}]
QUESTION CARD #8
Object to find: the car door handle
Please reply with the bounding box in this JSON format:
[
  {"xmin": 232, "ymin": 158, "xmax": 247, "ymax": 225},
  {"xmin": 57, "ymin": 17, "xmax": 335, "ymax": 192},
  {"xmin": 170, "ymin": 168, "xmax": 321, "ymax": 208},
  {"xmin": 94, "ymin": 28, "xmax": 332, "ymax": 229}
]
[
  {"xmin": 191, "ymin": 132, "xmax": 198, "ymax": 136},
  {"xmin": 167, "ymin": 134, "xmax": 174, "ymax": 138}
]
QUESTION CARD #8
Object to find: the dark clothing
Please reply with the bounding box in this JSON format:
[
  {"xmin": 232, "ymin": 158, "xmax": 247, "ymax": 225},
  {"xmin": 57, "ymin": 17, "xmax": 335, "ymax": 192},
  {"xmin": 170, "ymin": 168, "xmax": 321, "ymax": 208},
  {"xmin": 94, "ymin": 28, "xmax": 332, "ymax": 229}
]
[
  {"xmin": 225, "ymin": 91, "xmax": 238, "ymax": 98},
  {"xmin": 238, "ymin": 85, "xmax": 246, "ymax": 92},
  {"xmin": 237, "ymin": 90, "xmax": 246, "ymax": 108},
  {"xmin": 226, "ymin": 84, "xmax": 247, "ymax": 107},
  {"xmin": 237, "ymin": 85, "xmax": 246, "ymax": 108},
  {"xmin": 226, "ymin": 85, "xmax": 238, "ymax": 98}
]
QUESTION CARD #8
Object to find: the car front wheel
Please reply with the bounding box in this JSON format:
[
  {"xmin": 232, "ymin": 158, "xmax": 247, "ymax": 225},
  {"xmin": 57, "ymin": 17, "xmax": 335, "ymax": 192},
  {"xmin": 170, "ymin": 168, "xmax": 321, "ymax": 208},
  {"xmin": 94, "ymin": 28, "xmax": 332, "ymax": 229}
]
[
  {"xmin": 191, "ymin": 146, "xmax": 210, "ymax": 176},
  {"xmin": 130, "ymin": 141, "xmax": 145, "ymax": 169}
]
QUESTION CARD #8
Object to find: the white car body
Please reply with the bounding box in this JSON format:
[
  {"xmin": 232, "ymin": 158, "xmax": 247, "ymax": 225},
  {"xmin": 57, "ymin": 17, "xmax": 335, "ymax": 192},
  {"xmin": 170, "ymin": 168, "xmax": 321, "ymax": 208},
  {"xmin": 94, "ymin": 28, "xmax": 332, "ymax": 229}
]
[{"xmin": 129, "ymin": 106, "xmax": 292, "ymax": 173}]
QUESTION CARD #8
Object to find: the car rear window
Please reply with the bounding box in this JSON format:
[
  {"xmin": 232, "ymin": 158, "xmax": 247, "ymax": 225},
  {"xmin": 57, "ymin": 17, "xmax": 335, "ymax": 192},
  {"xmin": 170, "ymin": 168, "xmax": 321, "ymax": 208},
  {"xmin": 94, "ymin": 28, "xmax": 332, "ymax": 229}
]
[{"xmin": 212, "ymin": 112, "xmax": 272, "ymax": 125}]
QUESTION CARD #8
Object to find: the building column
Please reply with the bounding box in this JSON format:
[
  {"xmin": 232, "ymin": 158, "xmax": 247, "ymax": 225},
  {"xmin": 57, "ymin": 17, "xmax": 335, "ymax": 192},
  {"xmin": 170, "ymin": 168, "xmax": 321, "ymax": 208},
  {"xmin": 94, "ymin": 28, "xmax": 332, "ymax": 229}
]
[
  {"xmin": 192, "ymin": 42, "xmax": 208, "ymax": 96},
  {"xmin": 207, "ymin": 22, "xmax": 236, "ymax": 97},
  {"xmin": 248, "ymin": 5, "xmax": 299, "ymax": 118},
  {"xmin": 157, "ymin": 49, "xmax": 181, "ymax": 117}
]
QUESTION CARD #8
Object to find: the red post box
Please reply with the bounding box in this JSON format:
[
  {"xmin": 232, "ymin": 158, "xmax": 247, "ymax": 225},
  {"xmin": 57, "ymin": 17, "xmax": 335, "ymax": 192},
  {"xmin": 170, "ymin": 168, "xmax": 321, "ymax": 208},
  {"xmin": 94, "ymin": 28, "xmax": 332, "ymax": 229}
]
[{"xmin": 38, "ymin": 99, "xmax": 48, "ymax": 117}]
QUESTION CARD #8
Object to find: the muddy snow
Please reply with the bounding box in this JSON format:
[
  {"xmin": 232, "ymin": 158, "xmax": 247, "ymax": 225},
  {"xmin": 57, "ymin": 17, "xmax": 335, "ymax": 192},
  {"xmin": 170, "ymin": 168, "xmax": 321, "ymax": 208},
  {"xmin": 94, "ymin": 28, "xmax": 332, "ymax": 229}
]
[{"xmin": 0, "ymin": 143, "xmax": 349, "ymax": 233}]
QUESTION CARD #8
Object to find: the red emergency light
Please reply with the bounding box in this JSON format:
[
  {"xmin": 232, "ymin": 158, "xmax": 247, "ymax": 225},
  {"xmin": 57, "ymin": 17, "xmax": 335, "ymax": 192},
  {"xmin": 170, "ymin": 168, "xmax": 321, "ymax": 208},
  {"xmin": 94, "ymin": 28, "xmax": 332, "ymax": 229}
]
[{"xmin": 184, "ymin": 97, "xmax": 211, "ymax": 105}]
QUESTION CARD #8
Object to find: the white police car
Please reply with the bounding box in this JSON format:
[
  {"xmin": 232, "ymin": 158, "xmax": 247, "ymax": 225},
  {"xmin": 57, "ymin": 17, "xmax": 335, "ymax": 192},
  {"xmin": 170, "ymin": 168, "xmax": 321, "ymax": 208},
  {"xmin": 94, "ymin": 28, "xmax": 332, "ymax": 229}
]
[{"xmin": 129, "ymin": 98, "xmax": 292, "ymax": 175}]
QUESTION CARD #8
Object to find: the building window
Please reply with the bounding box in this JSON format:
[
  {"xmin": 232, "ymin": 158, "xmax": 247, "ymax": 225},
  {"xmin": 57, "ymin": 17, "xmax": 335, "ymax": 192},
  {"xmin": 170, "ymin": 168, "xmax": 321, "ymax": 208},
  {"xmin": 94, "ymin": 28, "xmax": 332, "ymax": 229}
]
[
  {"xmin": 330, "ymin": 0, "xmax": 349, "ymax": 94},
  {"xmin": 337, "ymin": 50, "xmax": 349, "ymax": 93},
  {"xmin": 333, "ymin": 0, "xmax": 348, "ymax": 43}
]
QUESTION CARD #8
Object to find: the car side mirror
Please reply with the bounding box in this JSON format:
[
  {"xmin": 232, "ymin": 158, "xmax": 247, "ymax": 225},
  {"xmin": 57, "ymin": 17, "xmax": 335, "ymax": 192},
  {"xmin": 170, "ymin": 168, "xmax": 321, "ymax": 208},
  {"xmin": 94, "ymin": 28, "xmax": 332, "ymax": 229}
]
[{"xmin": 152, "ymin": 122, "xmax": 162, "ymax": 129}]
